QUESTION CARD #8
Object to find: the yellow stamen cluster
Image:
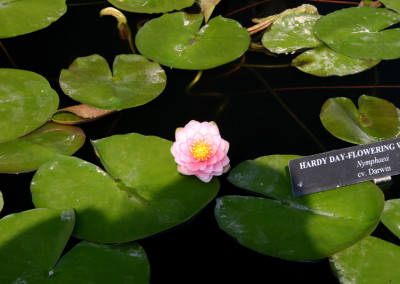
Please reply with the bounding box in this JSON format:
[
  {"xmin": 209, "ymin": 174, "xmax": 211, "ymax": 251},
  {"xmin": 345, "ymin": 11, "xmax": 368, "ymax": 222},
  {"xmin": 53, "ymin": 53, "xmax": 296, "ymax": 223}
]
[{"xmin": 190, "ymin": 138, "xmax": 213, "ymax": 161}]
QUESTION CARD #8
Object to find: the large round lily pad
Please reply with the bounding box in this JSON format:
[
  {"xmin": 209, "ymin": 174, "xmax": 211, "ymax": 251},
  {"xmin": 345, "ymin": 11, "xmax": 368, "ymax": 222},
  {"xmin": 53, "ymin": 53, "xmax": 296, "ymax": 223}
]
[
  {"xmin": 59, "ymin": 54, "xmax": 166, "ymax": 110},
  {"xmin": 0, "ymin": 122, "xmax": 85, "ymax": 174},
  {"xmin": 381, "ymin": 199, "xmax": 400, "ymax": 239},
  {"xmin": 215, "ymin": 155, "xmax": 384, "ymax": 261},
  {"xmin": 330, "ymin": 236, "xmax": 400, "ymax": 283},
  {"xmin": 314, "ymin": 7, "xmax": 400, "ymax": 60},
  {"xmin": 320, "ymin": 95, "xmax": 400, "ymax": 144},
  {"xmin": 0, "ymin": 69, "xmax": 59, "ymax": 143},
  {"xmin": 0, "ymin": 0, "xmax": 67, "ymax": 38},
  {"xmin": 107, "ymin": 0, "xmax": 194, "ymax": 13},
  {"xmin": 135, "ymin": 12, "xmax": 250, "ymax": 70},
  {"xmin": 31, "ymin": 133, "xmax": 219, "ymax": 243}
]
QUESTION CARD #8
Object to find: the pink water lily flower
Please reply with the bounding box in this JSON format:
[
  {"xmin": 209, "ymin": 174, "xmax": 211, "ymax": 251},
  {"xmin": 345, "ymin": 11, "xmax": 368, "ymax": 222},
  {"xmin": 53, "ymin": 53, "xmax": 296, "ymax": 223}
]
[{"xmin": 171, "ymin": 120, "xmax": 230, "ymax": 182}]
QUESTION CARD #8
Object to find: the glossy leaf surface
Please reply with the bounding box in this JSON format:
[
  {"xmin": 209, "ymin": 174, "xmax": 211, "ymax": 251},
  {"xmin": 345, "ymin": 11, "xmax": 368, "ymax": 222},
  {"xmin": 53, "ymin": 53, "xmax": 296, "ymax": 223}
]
[
  {"xmin": 0, "ymin": 122, "xmax": 85, "ymax": 173},
  {"xmin": 59, "ymin": 54, "xmax": 166, "ymax": 110},
  {"xmin": 31, "ymin": 133, "xmax": 219, "ymax": 243},
  {"xmin": 381, "ymin": 0, "xmax": 400, "ymax": 13},
  {"xmin": 381, "ymin": 199, "xmax": 400, "ymax": 239},
  {"xmin": 215, "ymin": 155, "xmax": 384, "ymax": 260},
  {"xmin": 0, "ymin": 0, "xmax": 67, "ymax": 38},
  {"xmin": 314, "ymin": 7, "xmax": 400, "ymax": 60},
  {"xmin": 107, "ymin": 0, "xmax": 194, "ymax": 13},
  {"xmin": 330, "ymin": 236, "xmax": 400, "ymax": 283},
  {"xmin": 320, "ymin": 95, "xmax": 400, "ymax": 144},
  {"xmin": 262, "ymin": 13, "xmax": 322, "ymax": 53},
  {"xmin": 136, "ymin": 12, "xmax": 250, "ymax": 70},
  {"xmin": 292, "ymin": 47, "xmax": 380, "ymax": 77},
  {"xmin": 0, "ymin": 69, "xmax": 59, "ymax": 143}
]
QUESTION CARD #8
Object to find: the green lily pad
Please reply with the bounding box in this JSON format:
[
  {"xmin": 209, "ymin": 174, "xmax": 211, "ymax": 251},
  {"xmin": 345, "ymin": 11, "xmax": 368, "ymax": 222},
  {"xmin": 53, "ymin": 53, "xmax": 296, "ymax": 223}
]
[
  {"xmin": 0, "ymin": 69, "xmax": 59, "ymax": 143},
  {"xmin": 135, "ymin": 12, "xmax": 250, "ymax": 70},
  {"xmin": 320, "ymin": 95, "xmax": 400, "ymax": 144},
  {"xmin": 59, "ymin": 54, "xmax": 166, "ymax": 110},
  {"xmin": 262, "ymin": 13, "xmax": 322, "ymax": 53},
  {"xmin": 0, "ymin": 0, "xmax": 67, "ymax": 38},
  {"xmin": 215, "ymin": 155, "xmax": 384, "ymax": 261},
  {"xmin": 31, "ymin": 133, "xmax": 219, "ymax": 243},
  {"xmin": 0, "ymin": 122, "xmax": 85, "ymax": 174},
  {"xmin": 314, "ymin": 7, "xmax": 400, "ymax": 60},
  {"xmin": 381, "ymin": 199, "xmax": 400, "ymax": 239},
  {"xmin": 381, "ymin": 0, "xmax": 400, "ymax": 13},
  {"xmin": 292, "ymin": 46, "xmax": 380, "ymax": 76},
  {"xmin": 107, "ymin": 0, "xmax": 194, "ymax": 13},
  {"xmin": 330, "ymin": 236, "xmax": 400, "ymax": 283},
  {"xmin": 0, "ymin": 191, "xmax": 3, "ymax": 213}
]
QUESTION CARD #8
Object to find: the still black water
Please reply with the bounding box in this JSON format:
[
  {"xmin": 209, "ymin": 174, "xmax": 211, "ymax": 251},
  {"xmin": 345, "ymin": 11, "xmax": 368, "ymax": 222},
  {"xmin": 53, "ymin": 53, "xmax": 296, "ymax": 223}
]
[{"xmin": 1, "ymin": 0, "xmax": 399, "ymax": 283}]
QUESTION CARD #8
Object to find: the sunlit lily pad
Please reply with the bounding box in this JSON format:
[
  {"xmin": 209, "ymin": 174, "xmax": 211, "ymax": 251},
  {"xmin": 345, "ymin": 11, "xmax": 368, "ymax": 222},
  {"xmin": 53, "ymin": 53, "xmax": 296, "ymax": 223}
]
[
  {"xmin": 31, "ymin": 133, "xmax": 219, "ymax": 243},
  {"xmin": 215, "ymin": 155, "xmax": 384, "ymax": 261},
  {"xmin": 0, "ymin": 122, "xmax": 85, "ymax": 174},
  {"xmin": 0, "ymin": 0, "xmax": 67, "ymax": 38},
  {"xmin": 0, "ymin": 69, "xmax": 59, "ymax": 143},
  {"xmin": 135, "ymin": 12, "xmax": 250, "ymax": 70},
  {"xmin": 107, "ymin": 0, "xmax": 194, "ymax": 13},
  {"xmin": 262, "ymin": 13, "xmax": 322, "ymax": 53},
  {"xmin": 320, "ymin": 95, "xmax": 400, "ymax": 144},
  {"xmin": 330, "ymin": 236, "xmax": 400, "ymax": 283},
  {"xmin": 59, "ymin": 54, "xmax": 166, "ymax": 110},
  {"xmin": 381, "ymin": 0, "xmax": 400, "ymax": 13},
  {"xmin": 0, "ymin": 208, "xmax": 150, "ymax": 283},
  {"xmin": 292, "ymin": 46, "xmax": 380, "ymax": 76},
  {"xmin": 314, "ymin": 7, "xmax": 400, "ymax": 60},
  {"xmin": 381, "ymin": 199, "xmax": 400, "ymax": 239}
]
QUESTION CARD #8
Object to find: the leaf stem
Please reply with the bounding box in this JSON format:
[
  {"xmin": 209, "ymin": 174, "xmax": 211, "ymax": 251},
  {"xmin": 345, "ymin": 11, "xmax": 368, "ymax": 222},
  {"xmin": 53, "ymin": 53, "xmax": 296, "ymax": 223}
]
[
  {"xmin": 0, "ymin": 40, "xmax": 17, "ymax": 68},
  {"xmin": 225, "ymin": 0, "xmax": 272, "ymax": 17}
]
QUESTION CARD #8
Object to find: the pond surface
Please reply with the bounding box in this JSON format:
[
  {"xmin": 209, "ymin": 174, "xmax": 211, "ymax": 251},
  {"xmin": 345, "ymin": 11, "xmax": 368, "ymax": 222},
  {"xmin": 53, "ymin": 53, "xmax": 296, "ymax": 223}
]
[{"xmin": 1, "ymin": 0, "xmax": 399, "ymax": 283}]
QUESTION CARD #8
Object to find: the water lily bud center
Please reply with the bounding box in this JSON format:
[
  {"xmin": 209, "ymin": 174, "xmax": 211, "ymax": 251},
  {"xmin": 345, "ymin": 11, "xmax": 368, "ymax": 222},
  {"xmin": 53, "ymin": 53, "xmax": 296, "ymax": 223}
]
[{"xmin": 190, "ymin": 138, "xmax": 213, "ymax": 161}]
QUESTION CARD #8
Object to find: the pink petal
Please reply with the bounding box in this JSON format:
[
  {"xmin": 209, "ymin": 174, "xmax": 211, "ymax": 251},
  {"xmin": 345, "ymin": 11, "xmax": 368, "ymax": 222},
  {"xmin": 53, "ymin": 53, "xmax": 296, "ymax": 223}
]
[{"xmin": 195, "ymin": 171, "xmax": 213, "ymax": 183}]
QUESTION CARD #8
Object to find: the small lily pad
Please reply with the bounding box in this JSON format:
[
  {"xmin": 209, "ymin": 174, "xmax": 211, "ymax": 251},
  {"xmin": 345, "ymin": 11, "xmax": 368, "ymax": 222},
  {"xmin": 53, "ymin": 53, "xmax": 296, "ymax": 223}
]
[
  {"xmin": 215, "ymin": 155, "xmax": 384, "ymax": 261},
  {"xmin": 0, "ymin": 0, "xmax": 67, "ymax": 38},
  {"xmin": 381, "ymin": 199, "xmax": 400, "ymax": 239},
  {"xmin": 59, "ymin": 54, "xmax": 166, "ymax": 110},
  {"xmin": 107, "ymin": 0, "xmax": 194, "ymax": 13},
  {"xmin": 0, "ymin": 191, "xmax": 3, "ymax": 213},
  {"xmin": 0, "ymin": 122, "xmax": 85, "ymax": 174},
  {"xmin": 52, "ymin": 104, "xmax": 115, "ymax": 125},
  {"xmin": 31, "ymin": 133, "xmax": 219, "ymax": 243},
  {"xmin": 292, "ymin": 46, "xmax": 380, "ymax": 77},
  {"xmin": 262, "ymin": 13, "xmax": 322, "ymax": 54},
  {"xmin": 314, "ymin": 7, "xmax": 400, "ymax": 60},
  {"xmin": 320, "ymin": 95, "xmax": 400, "ymax": 144},
  {"xmin": 135, "ymin": 12, "xmax": 250, "ymax": 70},
  {"xmin": 0, "ymin": 69, "xmax": 59, "ymax": 143},
  {"xmin": 330, "ymin": 236, "xmax": 400, "ymax": 283}
]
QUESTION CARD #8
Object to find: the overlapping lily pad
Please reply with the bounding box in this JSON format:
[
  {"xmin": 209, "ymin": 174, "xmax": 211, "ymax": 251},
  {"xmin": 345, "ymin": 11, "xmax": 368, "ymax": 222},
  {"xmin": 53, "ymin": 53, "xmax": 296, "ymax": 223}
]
[
  {"xmin": 0, "ymin": 0, "xmax": 67, "ymax": 38},
  {"xmin": 31, "ymin": 133, "xmax": 219, "ymax": 243},
  {"xmin": 107, "ymin": 0, "xmax": 194, "ymax": 13},
  {"xmin": 0, "ymin": 122, "xmax": 85, "ymax": 173},
  {"xmin": 314, "ymin": 7, "xmax": 400, "ymax": 60},
  {"xmin": 0, "ymin": 69, "xmax": 59, "ymax": 143},
  {"xmin": 381, "ymin": 199, "xmax": 400, "ymax": 239},
  {"xmin": 330, "ymin": 236, "xmax": 400, "ymax": 283},
  {"xmin": 215, "ymin": 155, "xmax": 384, "ymax": 261},
  {"xmin": 381, "ymin": 0, "xmax": 400, "ymax": 13},
  {"xmin": 0, "ymin": 191, "xmax": 3, "ymax": 213},
  {"xmin": 320, "ymin": 95, "xmax": 400, "ymax": 144},
  {"xmin": 59, "ymin": 54, "xmax": 166, "ymax": 110},
  {"xmin": 0, "ymin": 208, "xmax": 150, "ymax": 283},
  {"xmin": 135, "ymin": 12, "xmax": 250, "ymax": 70}
]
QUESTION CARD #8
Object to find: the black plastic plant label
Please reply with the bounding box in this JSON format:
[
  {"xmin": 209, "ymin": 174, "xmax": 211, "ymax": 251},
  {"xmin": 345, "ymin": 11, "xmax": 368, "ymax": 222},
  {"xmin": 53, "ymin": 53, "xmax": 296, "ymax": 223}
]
[{"xmin": 289, "ymin": 137, "xmax": 400, "ymax": 197}]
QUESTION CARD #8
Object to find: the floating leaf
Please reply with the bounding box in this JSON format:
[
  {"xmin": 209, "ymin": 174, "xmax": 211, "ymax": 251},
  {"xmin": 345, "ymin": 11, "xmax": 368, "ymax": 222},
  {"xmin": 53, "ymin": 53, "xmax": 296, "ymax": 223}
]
[
  {"xmin": 107, "ymin": 0, "xmax": 195, "ymax": 13},
  {"xmin": 0, "ymin": 191, "xmax": 3, "ymax": 213},
  {"xmin": 52, "ymin": 104, "xmax": 115, "ymax": 125},
  {"xmin": 135, "ymin": 12, "xmax": 250, "ymax": 70},
  {"xmin": 262, "ymin": 13, "xmax": 322, "ymax": 53},
  {"xmin": 320, "ymin": 95, "xmax": 400, "ymax": 144},
  {"xmin": 330, "ymin": 236, "xmax": 400, "ymax": 283},
  {"xmin": 0, "ymin": 69, "xmax": 59, "ymax": 143},
  {"xmin": 0, "ymin": 0, "xmax": 67, "ymax": 38},
  {"xmin": 59, "ymin": 54, "xmax": 166, "ymax": 110},
  {"xmin": 0, "ymin": 122, "xmax": 85, "ymax": 174},
  {"xmin": 314, "ymin": 7, "xmax": 400, "ymax": 60},
  {"xmin": 31, "ymin": 133, "xmax": 219, "ymax": 243},
  {"xmin": 381, "ymin": 199, "xmax": 400, "ymax": 239},
  {"xmin": 292, "ymin": 46, "xmax": 380, "ymax": 76},
  {"xmin": 198, "ymin": 0, "xmax": 221, "ymax": 23},
  {"xmin": 381, "ymin": 0, "xmax": 400, "ymax": 13},
  {"xmin": 215, "ymin": 155, "xmax": 384, "ymax": 261}
]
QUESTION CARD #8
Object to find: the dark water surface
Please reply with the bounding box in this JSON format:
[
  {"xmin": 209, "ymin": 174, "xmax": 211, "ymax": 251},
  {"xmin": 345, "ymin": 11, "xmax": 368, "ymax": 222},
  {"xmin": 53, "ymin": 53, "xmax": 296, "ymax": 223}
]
[{"xmin": 1, "ymin": 0, "xmax": 399, "ymax": 283}]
